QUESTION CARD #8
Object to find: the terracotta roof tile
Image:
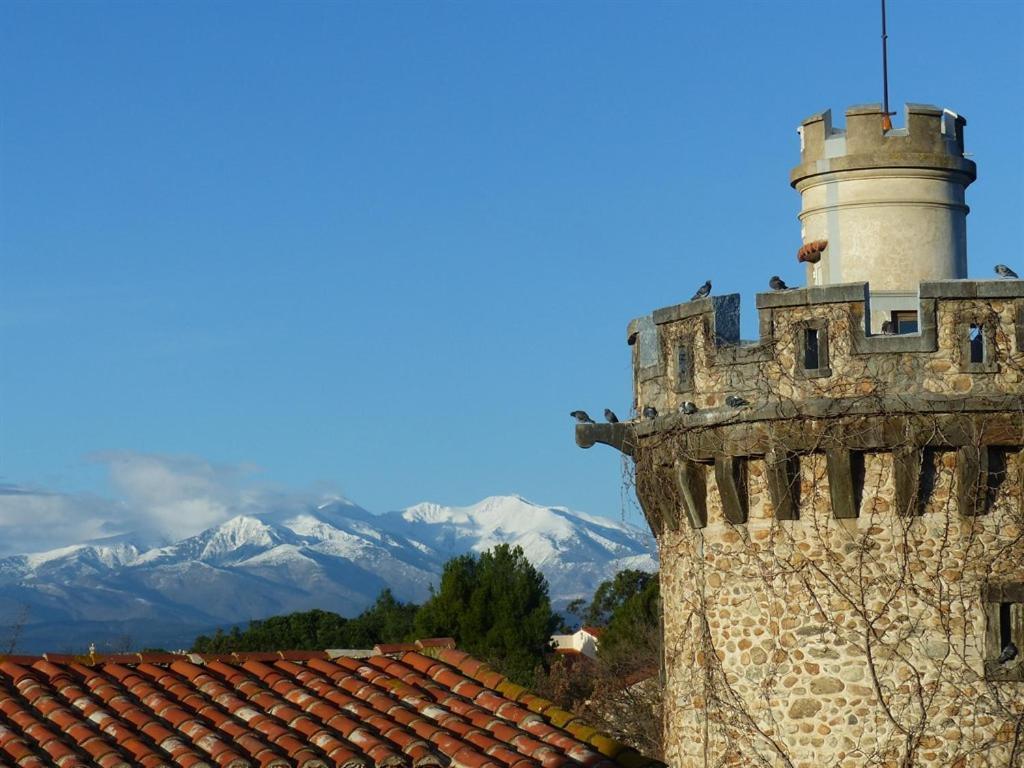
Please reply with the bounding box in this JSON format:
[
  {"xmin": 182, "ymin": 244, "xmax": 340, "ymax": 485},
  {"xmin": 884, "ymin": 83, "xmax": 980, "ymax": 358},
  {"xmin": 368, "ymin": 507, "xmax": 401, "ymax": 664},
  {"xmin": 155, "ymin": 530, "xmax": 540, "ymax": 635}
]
[{"xmin": 0, "ymin": 643, "xmax": 664, "ymax": 768}]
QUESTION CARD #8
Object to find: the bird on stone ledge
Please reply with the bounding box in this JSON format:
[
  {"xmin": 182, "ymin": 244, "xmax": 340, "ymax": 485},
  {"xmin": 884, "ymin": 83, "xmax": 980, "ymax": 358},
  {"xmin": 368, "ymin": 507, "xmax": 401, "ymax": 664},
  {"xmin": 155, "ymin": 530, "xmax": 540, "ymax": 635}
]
[
  {"xmin": 725, "ymin": 395, "xmax": 750, "ymax": 408},
  {"xmin": 769, "ymin": 275, "xmax": 790, "ymax": 291},
  {"xmin": 604, "ymin": 408, "xmax": 619, "ymax": 423},
  {"xmin": 997, "ymin": 641, "xmax": 1018, "ymax": 664},
  {"xmin": 679, "ymin": 401, "xmax": 698, "ymax": 415},
  {"xmin": 570, "ymin": 410, "xmax": 595, "ymax": 424},
  {"xmin": 642, "ymin": 405, "xmax": 658, "ymax": 420},
  {"xmin": 881, "ymin": 320, "xmax": 897, "ymax": 335},
  {"xmin": 995, "ymin": 264, "xmax": 1019, "ymax": 279},
  {"xmin": 691, "ymin": 280, "xmax": 711, "ymax": 301}
]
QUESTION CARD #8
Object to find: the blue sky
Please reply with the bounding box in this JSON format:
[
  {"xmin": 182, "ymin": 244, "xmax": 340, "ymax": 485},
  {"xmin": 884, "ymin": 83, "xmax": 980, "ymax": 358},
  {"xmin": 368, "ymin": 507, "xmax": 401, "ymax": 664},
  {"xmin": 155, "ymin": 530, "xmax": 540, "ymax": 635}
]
[{"xmin": 1, "ymin": 1, "xmax": 1022, "ymax": 550}]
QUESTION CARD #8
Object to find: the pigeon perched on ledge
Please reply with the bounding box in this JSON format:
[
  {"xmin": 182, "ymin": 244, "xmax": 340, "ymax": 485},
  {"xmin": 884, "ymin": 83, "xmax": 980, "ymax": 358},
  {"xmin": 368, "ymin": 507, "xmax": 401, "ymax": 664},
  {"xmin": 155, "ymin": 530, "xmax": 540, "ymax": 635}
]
[
  {"xmin": 881, "ymin": 320, "xmax": 897, "ymax": 335},
  {"xmin": 679, "ymin": 401, "xmax": 698, "ymax": 415},
  {"xmin": 995, "ymin": 264, "xmax": 1019, "ymax": 279},
  {"xmin": 769, "ymin": 275, "xmax": 790, "ymax": 291},
  {"xmin": 997, "ymin": 641, "xmax": 1018, "ymax": 664},
  {"xmin": 570, "ymin": 410, "xmax": 595, "ymax": 424},
  {"xmin": 725, "ymin": 395, "xmax": 749, "ymax": 408},
  {"xmin": 691, "ymin": 280, "xmax": 711, "ymax": 301},
  {"xmin": 642, "ymin": 406, "xmax": 658, "ymax": 420},
  {"xmin": 604, "ymin": 409, "xmax": 619, "ymax": 423}
]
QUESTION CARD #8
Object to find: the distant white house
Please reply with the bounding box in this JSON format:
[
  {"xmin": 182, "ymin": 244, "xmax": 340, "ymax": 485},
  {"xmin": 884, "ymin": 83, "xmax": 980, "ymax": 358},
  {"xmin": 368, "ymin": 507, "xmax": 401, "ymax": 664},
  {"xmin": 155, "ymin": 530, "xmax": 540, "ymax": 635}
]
[{"xmin": 550, "ymin": 626, "xmax": 602, "ymax": 659}]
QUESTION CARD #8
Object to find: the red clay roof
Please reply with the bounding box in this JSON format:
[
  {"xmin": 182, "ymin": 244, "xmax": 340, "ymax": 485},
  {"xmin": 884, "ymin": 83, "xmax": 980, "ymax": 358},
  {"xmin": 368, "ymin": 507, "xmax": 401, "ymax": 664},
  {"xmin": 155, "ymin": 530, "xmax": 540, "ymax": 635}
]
[{"xmin": 0, "ymin": 639, "xmax": 662, "ymax": 768}]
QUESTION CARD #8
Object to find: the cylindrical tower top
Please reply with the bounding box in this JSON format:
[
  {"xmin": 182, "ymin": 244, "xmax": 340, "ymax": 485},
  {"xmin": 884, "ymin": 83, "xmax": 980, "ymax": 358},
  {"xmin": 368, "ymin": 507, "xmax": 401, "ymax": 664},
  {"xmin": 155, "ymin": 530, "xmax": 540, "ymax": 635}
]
[{"xmin": 790, "ymin": 103, "xmax": 977, "ymax": 331}]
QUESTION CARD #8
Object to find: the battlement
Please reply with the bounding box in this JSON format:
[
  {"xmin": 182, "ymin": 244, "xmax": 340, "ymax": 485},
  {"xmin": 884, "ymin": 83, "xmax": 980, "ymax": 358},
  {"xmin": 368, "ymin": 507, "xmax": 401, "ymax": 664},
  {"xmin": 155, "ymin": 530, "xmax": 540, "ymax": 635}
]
[
  {"xmin": 625, "ymin": 279, "xmax": 1023, "ymax": 420},
  {"xmin": 791, "ymin": 103, "xmax": 976, "ymax": 187},
  {"xmin": 579, "ymin": 278, "xmax": 1024, "ymax": 536}
]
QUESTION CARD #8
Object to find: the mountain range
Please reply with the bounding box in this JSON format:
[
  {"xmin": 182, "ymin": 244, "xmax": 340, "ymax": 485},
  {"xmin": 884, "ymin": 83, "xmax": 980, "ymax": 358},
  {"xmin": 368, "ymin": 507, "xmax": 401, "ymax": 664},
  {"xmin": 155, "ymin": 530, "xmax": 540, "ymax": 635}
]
[{"xmin": 0, "ymin": 495, "xmax": 657, "ymax": 653}]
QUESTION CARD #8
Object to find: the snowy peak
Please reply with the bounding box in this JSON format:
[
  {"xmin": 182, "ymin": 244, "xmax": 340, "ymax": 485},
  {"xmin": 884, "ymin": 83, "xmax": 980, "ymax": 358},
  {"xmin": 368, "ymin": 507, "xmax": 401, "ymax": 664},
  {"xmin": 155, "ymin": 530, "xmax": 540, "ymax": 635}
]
[
  {"xmin": 199, "ymin": 515, "xmax": 282, "ymax": 560},
  {"xmin": 385, "ymin": 495, "xmax": 655, "ymax": 573},
  {"xmin": 1, "ymin": 494, "xmax": 657, "ymax": 653}
]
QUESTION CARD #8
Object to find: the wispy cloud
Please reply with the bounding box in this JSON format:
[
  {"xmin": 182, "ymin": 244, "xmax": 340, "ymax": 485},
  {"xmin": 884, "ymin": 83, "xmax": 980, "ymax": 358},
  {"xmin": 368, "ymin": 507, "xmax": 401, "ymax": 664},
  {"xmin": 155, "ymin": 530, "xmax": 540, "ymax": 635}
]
[
  {"xmin": 0, "ymin": 453, "xmax": 345, "ymax": 556},
  {"xmin": 0, "ymin": 483, "xmax": 116, "ymax": 555}
]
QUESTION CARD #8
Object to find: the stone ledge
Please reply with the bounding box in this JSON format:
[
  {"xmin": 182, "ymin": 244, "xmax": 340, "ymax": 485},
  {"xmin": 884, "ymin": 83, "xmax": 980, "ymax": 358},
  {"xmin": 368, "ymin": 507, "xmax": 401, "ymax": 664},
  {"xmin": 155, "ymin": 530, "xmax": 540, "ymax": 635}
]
[
  {"xmin": 755, "ymin": 283, "xmax": 868, "ymax": 310},
  {"xmin": 920, "ymin": 280, "xmax": 1024, "ymax": 299},
  {"xmin": 652, "ymin": 294, "xmax": 738, "ymax": 326},
  {"xmin": 576, "ymin": 395, "xmax": 1024, "ymax": 458}
]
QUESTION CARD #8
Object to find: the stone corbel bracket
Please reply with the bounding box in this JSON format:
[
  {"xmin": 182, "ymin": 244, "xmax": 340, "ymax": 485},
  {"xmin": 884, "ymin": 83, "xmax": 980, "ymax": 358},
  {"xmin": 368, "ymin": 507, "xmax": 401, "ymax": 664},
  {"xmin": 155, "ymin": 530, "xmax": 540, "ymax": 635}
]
[{"xmin": 575, "ymin": 422, "xmax": 637, "ymax": 457}]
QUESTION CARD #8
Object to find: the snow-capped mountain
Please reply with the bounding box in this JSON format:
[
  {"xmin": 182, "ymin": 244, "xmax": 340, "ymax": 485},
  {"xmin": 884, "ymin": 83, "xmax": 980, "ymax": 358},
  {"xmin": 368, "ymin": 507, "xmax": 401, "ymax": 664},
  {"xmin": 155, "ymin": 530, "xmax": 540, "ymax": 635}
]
[{"xmin": 0, "ymin": 496, "xmax": 656, "ymax": 653}]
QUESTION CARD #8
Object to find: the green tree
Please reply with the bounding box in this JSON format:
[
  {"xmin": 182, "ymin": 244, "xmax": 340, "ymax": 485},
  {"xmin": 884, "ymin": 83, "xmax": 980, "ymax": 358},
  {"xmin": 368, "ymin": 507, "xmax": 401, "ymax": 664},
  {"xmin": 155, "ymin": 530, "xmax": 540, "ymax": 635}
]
[
  {"xmin": 190, "ymin": 589, "xmax": 418, "ymax": 652},
  {"xmin": 599, "ymin": 574, "xmax": 660, "ymax": 662},
  {"xmin": 584, "ymin": 569, "xmax": 656, "ymax": 627},
  {"xmin": 414, "ymin": 544, "xmax": 559, "ymax": 684},
  {"xmin": 342, "ymin": 588, "xmax": 419, "ymax": 647}
]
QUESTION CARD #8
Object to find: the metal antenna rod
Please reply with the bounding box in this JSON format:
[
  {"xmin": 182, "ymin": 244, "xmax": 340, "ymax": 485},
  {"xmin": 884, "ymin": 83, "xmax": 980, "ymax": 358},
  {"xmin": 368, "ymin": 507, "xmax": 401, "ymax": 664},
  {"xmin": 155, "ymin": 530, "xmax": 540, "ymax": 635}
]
[{"xmin": 881, "ymin": 0, "xmax": 893, "ymax": 130}]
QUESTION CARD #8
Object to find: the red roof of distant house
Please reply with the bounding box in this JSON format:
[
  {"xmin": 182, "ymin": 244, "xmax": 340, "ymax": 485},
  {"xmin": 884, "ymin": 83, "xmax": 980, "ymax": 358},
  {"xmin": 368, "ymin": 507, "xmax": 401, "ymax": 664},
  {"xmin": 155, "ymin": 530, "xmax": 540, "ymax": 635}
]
[
  {"xmin": 0, "ymin": 639, "xmax": 663, "ymax": 768},
  {"xmin": 579, "ymin": 627, "xmax": 603, "ymax": 638}
]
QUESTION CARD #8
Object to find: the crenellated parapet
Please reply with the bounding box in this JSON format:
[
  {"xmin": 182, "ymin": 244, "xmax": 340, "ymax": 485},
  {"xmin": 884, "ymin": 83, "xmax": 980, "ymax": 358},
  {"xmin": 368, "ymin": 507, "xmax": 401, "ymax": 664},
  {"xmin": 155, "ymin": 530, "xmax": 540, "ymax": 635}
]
[
  {"xmin": 623, "ymin": 279, "xmax": 1024, "ymax": 419},
  {"xmin": 791, "ymin": 104, "xmax": 977, "ymax": 303},
  {"xmin": 792, "ymin": 103, "xmax": 975, "ymax": 182}
]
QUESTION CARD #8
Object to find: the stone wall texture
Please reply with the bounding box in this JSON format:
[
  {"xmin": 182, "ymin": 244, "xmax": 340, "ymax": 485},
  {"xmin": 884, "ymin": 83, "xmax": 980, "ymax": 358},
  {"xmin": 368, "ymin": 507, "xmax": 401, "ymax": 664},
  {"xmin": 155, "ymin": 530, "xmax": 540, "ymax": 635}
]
[{"xmin": 595, "ymin": 281, "xmax": 1024, "ymax": 767}]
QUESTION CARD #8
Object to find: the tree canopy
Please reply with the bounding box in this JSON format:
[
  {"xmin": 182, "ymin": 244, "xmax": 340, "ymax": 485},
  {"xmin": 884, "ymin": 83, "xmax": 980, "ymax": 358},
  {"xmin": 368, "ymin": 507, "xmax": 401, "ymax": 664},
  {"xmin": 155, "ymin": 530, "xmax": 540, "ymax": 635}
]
[
  {"xmin": 414, "ymin": 544, "xmax": 559, "ymax": 684},
  {"xmin": 191, "ymin": 588, "xmax": 417, "ymax": 653}
]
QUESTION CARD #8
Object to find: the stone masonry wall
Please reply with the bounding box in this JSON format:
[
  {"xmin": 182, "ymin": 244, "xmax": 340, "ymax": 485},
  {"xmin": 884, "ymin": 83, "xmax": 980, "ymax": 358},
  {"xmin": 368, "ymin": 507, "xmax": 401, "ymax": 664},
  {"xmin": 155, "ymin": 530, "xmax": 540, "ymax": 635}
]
[
  {"xmin": 586, "ymin": 280, "xmax": 1024, "ymax": 767},
  {"xmin": 657, "ymin": 445, "xmax": 1023, "ymax": 767}
]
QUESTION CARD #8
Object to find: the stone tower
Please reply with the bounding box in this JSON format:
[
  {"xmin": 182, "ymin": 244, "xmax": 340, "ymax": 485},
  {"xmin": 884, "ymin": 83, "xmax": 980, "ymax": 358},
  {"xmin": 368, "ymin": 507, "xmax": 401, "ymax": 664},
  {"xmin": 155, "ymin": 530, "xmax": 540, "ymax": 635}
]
[
  {"xmin": 793, "ymin": 104, "xmax": 976, "ymax": 333},
  {"xmin": 576, "ymin": 104, "xmax": 1024, "ymax": 767}
]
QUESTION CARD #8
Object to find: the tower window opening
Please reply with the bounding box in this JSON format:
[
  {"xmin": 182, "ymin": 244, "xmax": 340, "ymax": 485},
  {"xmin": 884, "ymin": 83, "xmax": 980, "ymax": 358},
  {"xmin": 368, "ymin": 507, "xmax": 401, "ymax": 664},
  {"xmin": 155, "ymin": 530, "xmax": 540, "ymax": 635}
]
[
  {"xmin": 678, "ymin": 346, "xmax": 690, "ymax": 383},
  {"xmin": 1000, "ymin": 602, "xmax": 1013, "ymax": 650},
  {"xmin": 892, "ymin": 311, "xmax": 918, "ymax": 334},
  {"xmin": 985, "ymin": 446, "xmax": 1009, "ymax": 510},
  {"xmin": 804, "ymin": 328, "xmax": 820, "ymax": 370},
  {"xmin": 969, "ymin": 324, "xmax": 985, "ymax": 363},
  {"xmin": 851, "ymin": 451, "xmax": 867, "ymax": 513},
  {"xmin": 984, "ymin": 584, "xmax": 1023, "ymax": 679},
  {"xmin": 673, "ymin": 339, "xmax": 695, "ymax": 393},
  {"xmin": 917, "ymin": 448, "xmax": 942, "ymax": 515}
]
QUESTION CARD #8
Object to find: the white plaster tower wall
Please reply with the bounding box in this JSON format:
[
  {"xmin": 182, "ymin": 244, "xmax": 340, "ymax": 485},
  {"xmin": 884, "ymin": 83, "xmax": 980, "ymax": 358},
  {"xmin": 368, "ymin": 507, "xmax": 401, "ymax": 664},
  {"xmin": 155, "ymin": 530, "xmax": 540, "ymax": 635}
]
[{"xmin": 790, "ymin": 104, "xmax": 977, "ymax": 331}]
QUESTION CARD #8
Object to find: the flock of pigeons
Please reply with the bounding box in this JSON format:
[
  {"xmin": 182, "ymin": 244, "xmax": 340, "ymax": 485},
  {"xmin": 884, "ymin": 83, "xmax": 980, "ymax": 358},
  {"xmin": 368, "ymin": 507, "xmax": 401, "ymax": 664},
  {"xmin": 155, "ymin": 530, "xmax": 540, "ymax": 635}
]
[
  {"xmin": 571, "ymin": 394, "xmax": 751, "ymax": 426},
  {"xmin": 690, "ymin": 264, "xmax": 1018, "ymax": 303},
  {"xmin": 572, "ymin": 263, "xmax": 1021, "ymax": 428}
]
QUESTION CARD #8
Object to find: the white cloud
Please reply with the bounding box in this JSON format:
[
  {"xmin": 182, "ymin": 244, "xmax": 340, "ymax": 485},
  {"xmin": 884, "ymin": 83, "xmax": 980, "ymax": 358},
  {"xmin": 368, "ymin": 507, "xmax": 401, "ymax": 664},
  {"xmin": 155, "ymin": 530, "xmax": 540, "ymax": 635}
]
[
  {"xmin": 0, "ymin": 484, "xmax": 115, "ymax": 555},
  {"xmin": 0, "ymin": 453, "xmax": 345, "ymax": 556}
]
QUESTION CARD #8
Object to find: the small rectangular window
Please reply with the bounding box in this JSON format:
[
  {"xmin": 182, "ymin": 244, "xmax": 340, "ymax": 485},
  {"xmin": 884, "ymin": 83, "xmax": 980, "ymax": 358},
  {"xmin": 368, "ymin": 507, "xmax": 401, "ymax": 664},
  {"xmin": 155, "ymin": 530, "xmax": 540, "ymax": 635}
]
[
  {"xmin": 1000, "ymin": 602, "xmax": 1013, "ymax": 650},
  {"xmin": 677, "ymin": 346, "xmax": 690, "ymax": 381},
  {"xmin": 851, "ymin": 451, "xmax": 866, "ymax": 513},
  {"xmin": 969, "ymin": 324, "xmax": 985, "ymax": 364},
  {"xmin": 984, "ymin": 584, "xmax": 1024, "ymax": 680},
  {"xmin": 893, "ymin": 311, "xmax": 919, "ymax": 334},
  {"xmin": 804, "ymin": 328, "xmax": 820, "ymax": 370},
  {"xmin": 986, "ymin": 447, "xmax": 1009, "ymax": 511},
  {"xmin": 673, "ymin": 339, "xmax": 694, "ymax": 393}
]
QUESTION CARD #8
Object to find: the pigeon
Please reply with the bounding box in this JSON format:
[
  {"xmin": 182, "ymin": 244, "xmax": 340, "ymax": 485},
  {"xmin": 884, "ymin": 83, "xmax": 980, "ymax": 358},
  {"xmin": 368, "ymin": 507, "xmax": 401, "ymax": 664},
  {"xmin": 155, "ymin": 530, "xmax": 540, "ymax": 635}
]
[
  {"xmin": 995, "ymin": 264, "xmax": 1019, "ymax": 279},
  {"xmin": 725, "ymin": 395, "xmax": 749, "ymax": 408},
  {"xmin": 604, "ymin": 408, "xmax": 619, "ymax": 423},
  {"xmin": 997, "ymin": 641, "xmax": 1018, "ymax": 664},
  {"xmin": 691, "ymin": 280, "xmax": 711, "ymax": 301},
  {"xmin": 679, "ymin": 401, "xmax": 698, "ymax": 415},
  {"xmin": 769, "ymin": 275, "xmax": 789, "ymax": 291},
  {"xmin": 642, "ymin": 405, "xmax": 658, "ymax": 420},
  {"xmin": 880, "ymin": 320, "xmax": 896, "ymax": 335},
  {"xmin": 570, "ymin": 410, "xmax": 595, "ymax": 424}
]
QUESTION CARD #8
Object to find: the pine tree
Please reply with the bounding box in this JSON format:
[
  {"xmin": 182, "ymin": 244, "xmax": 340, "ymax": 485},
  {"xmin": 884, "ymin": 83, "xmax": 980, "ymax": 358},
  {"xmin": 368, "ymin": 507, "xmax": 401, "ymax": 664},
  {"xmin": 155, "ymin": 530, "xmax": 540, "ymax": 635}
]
[{"xmin": 414, "ymin": 544, "xmax": 558, "ymax": 684}]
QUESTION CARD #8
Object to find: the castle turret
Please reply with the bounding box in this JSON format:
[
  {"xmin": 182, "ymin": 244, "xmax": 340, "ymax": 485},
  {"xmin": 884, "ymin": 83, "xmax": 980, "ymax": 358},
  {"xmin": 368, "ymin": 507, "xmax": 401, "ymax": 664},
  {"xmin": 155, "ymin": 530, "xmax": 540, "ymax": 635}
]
[
  {"xmin": 792, "ymin": 104, "xmax": 976, "ymax": 333},
  {"xmin": 577, "ymin": 102, "xmax": 1024, "ymax": 768}
]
